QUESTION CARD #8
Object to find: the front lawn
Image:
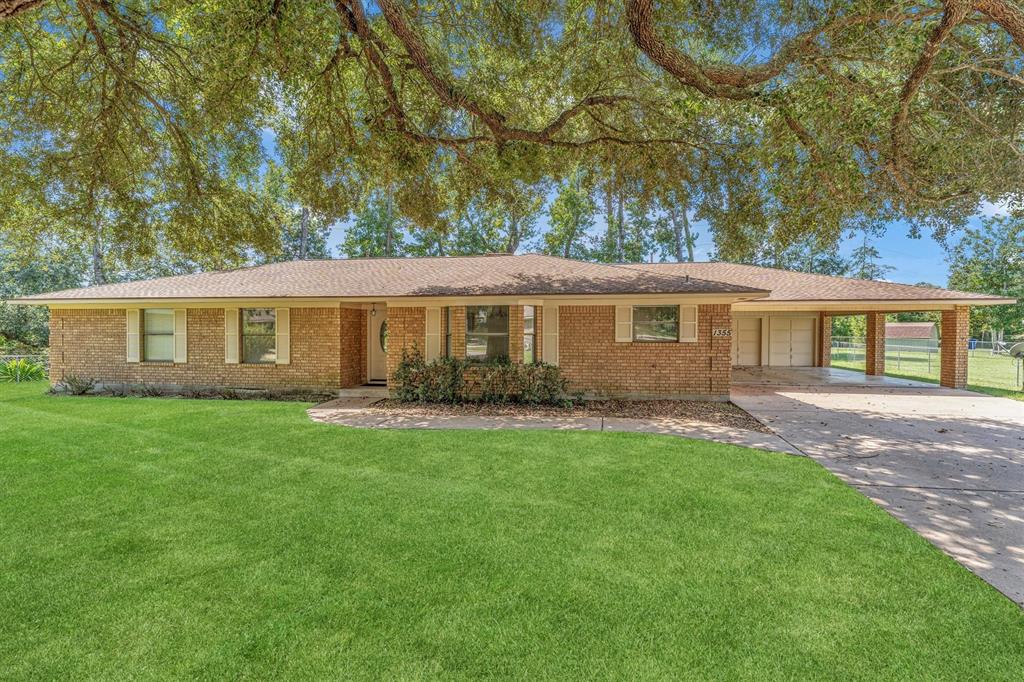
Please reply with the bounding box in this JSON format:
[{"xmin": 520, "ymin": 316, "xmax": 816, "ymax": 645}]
[
  {"xmin": 1, "ymin": 383, "xmax": 1021, "ymax": 679},
  {"xmin": 832, "ymin": 347, "xmax": 1024, "ymax": 400}
]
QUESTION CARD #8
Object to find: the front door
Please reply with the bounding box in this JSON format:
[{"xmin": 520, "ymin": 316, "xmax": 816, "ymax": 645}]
[{"xmin": 368, "ymin": 307, "xmax": 388, "ymax": 383}]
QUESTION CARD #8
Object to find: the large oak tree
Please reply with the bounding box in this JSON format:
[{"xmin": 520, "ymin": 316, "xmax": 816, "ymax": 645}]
[{"xmin": 1, "ymin": 0, "xmax": 1022, "ymax": 260}]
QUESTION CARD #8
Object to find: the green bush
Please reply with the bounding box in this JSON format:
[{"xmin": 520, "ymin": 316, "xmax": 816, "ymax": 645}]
[
  {"xmin": 0, "ymin": 358, "xmax": 47, "ymax": 383},
  {"xmin": 56, "ymin": 375, "xmax": 96, "ymax": 395},
  {"xmin": 392, "ymin": 345, "xmax": 571, "ymax": 405}
]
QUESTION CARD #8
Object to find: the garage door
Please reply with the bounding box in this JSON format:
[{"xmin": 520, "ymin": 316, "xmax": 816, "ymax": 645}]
[
  {"xmin": 732, "ymin": 317, "xmax": 761, "ymax": 366},
  {"xmin": 769, "ymin": 317, "xmax": 815, "ymax": 367}
]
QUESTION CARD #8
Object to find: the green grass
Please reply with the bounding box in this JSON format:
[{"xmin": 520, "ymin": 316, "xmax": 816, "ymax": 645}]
[
  {"xmin": 1, "ymin": 383, "xmax": 1022, "ymax": 679},
  {"xmin": 832, "ymin": 347, "xmax": 1024, "ymax": 400}
]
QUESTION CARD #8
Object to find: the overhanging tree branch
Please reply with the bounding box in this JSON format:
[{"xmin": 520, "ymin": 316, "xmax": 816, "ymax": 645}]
[{"xmin": 0, "ymin": 0, "xmax": 43, "ymax": 19}]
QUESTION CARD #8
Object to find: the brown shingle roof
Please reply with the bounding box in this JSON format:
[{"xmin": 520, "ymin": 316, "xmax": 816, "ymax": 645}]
[
  {"xmin": 13, "ymin": 254, "xmax": 767, "ymax": 302},
  {"xmin": 886, "ymin": 322, "xmax": 937, "ymax": 339},
  {"xmin": 622, "ymin": 262, "xmax": 1011, "ymax": 303}
]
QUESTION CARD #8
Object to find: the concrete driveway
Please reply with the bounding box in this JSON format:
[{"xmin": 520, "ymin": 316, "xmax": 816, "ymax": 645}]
[{"xmin": 732, "ymin": 380, "xmax": 1024, "ymax": 605}]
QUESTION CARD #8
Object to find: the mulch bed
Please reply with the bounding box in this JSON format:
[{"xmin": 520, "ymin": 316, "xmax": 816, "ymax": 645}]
[{"xmin": 368, "ymin": 399, "xmax": 770, "ymax": 433}]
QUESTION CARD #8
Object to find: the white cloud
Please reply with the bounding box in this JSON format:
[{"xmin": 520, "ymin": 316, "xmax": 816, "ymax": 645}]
[{"xmin": 978, "ymin": 198, "xmax": 1019, "ymax": 218}]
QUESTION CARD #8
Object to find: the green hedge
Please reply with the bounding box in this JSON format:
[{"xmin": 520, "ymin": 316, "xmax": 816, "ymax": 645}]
[{"xmin": 391, "ymin": 346, "xmax": 572, "ymax": 405}]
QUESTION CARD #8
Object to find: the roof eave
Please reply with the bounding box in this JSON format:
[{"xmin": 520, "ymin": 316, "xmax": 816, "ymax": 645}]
[
  {"xmin": 734, "ymin": 297, "xmax": 1017, "ymax": 311},
  {"xmin": 7, "ymin": 289, "xmax": 772, "ymax": 307}
]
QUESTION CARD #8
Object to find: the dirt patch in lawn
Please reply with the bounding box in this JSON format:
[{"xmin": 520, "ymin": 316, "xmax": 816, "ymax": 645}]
[{"xmin": 369, "ymin": 399, "xmax": 770, "ymax": 433}]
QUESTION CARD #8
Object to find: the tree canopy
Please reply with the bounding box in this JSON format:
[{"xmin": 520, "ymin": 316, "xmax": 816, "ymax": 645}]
[
  {"xmin": 948, "ymin": 215, "xmax": 1024, "ymax": 336},
  {"xmin": 0, "ymin": 0, "xmax": 1022, "ymax": 264}
]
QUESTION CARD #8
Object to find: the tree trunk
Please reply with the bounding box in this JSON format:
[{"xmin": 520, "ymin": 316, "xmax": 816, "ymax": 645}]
[
  {"xmin": 298, "ymin": 206, "xmax": 309, "ymax": 260},
  {"xmin": 668, "ymin": 207, "xmax": 684, "ymax": 262},
  {"xmin": 615, "ymin": 191, "xmax": 625, "ymax": 261},
  {"xmin": 505, "ymin": 209, "xmax": 520, "ymax": 254},
  {"xmin": 604, "ymin": 182, "xmax": 615, "ymax": 258},
  {"xmin": 681, "ymin": 210, "xmax": 695, "ymax": 261},
  {"xmin": 91, "ymin": 223, "xmax": 105, "ymax": 285},
  {"xmin": 385, "ymin": 195, "xmax": 394, "ymax": 257}
]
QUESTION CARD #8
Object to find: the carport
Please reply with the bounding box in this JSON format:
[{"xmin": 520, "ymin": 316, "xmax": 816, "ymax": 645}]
[{"xmin": 624, "ymin": 262, "xmax": 1015, "ymax": 390}]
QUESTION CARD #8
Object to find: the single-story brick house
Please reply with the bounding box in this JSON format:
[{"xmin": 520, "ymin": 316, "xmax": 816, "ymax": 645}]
[{"xmin": 11, "ymin": 254, "xmax": 1014, "ymax": 400}]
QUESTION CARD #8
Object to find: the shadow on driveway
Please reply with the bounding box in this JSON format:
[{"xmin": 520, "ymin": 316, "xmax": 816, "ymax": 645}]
[{"xmin": 732, "ymin": 384, "xmax": 1024, "ymax": 606}]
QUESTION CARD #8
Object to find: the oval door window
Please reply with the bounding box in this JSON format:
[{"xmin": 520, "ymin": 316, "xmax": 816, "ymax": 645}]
[{"xmin": 379, "ymin": 320, "xmax": 388, "ymax": 352}]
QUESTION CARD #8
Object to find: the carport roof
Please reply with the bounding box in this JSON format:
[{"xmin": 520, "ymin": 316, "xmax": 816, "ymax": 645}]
[{"xmin": 621, "ymin": 262, "xmax": 1015, "ymax": 305}]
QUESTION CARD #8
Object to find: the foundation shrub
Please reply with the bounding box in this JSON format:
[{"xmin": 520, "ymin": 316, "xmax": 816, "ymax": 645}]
[{"xmin": 392, "ymin": 347, "xmax": 570, "ymax": 405}]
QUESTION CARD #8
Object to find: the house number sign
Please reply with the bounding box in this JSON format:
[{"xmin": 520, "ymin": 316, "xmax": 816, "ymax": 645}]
[{"xmin": 712, "ymin": 328, "xmax": 732, "ymax": 337}]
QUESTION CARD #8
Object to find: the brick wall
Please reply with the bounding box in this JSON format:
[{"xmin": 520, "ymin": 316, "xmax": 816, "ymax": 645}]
[
  {"xmin": 557, "ymin": 304, "xmax": 732, "ymax": 399},
  {"xmin": 49, "ymin": 307, "xmax": 364, "ymax": 391},
  {"xmin": 340, "ymin": 307, "xmax": 367, "ymax": 386},
  {"xmin": 386, "ymin": 306, "xmax": 426, "ymax": 384},
  {"xmin": 940, "ymin": 306, "xmax": 969, "ymax": 389}
]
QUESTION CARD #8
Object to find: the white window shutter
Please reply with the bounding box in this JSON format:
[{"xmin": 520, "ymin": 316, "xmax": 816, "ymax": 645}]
[
  {"xmin": 680, "ymin": 305, "xmax": 698, "ymax": 342},
  {"xmin": 173, "ymin": 309, "xmax": 188, "ymax": 363},
  {"xmin": 615, "ymin": 305, "xmax": 633, "ymax": 342},
  {"xmin": 126, "ymin": 309, "xmax": 140, "ymax": 363},
  {"xmin": 542, "ymin": 305, "xmax": 559, "ymax": 365},
  {"xmin": 424, "ymin": 307, "xmax": 441, "ymax": 361},
  {"xmin": 275, "ymin": 308, "xmax": 290, "ymax": 365},
  {"xmin": 224, "ymin": 308, "xmax": 239, "ymax": 364}
]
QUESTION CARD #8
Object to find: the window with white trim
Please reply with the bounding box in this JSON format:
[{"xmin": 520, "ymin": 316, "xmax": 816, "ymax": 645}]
[
  {"xmin": 143, "ymin": 309, "xmax": 175, "ymax": 362},
  {"xmin": 241, "ymin": 308, "xmax": 277, "ymax": 364},
  {"xmin": 523, "ymin": 305, "xmax": 536, "ymax": 364},
  {"xmin": 466, "ymin": 305, "xmax": 509, "ymax": 362},
  {"xmin": 624, "ymin": 305, "xmax": 697, "ymax": 342},
  {"xmin": 632, "ymin": 305, "xmax": 680, "ymax": 342}
]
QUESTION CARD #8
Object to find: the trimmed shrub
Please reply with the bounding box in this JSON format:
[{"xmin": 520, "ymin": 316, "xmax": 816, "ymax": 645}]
[{"xmin": 392, "ymin": 347, "xmax": 571, "ymax": 406}]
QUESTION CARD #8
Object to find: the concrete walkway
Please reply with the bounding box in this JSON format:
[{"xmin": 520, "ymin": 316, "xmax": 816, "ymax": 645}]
[
  {"xmin": 307, "ymin": 398, "xmax": 802, "ymax": 455},
  {"xmin": 732, "ymin": 383, "xmax": 1024, "ymax": 606}
]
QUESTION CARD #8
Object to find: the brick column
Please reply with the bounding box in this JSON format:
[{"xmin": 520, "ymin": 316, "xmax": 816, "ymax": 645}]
[
  {"xmin": 450, "ymin": 306, "xmax": 467, "ymax": 360},
  {"xmin": 508, "ymin": 305, "xmax": 524, "ymax": 363},
  {"xmin": 941, "ymin": 306, "xmax": 970, "ymax": 389},
  {"xmin": 817, "ymin": 313, "xmax": 832, "ymax": 367},
  {"xmin": 865, "ymin": 312, "xmax": 886, "ymax": 376}
]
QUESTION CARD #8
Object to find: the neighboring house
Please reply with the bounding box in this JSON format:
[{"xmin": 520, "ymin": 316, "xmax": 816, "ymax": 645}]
[
  {"xmin": 885, "ymin": 321, "xmax": 939, "ymax": 349},
  {"xmin": 11, "ymin": 254, "xmax": 1014, "ymax": 400}
]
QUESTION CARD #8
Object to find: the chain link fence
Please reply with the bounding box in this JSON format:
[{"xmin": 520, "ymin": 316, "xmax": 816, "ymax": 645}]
[
  {"xmin": 831, "ymin": 337, "xmax": 1024, "ymax": 391},
  {"xmin": 0, "ymin": 354, "xmax": 50, "ymax": 374}
]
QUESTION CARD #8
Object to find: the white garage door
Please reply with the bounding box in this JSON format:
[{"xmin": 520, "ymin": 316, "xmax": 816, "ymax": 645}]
[
  {"xmin": 732, "ymin": 317, "xmax": 761, "ymax": 366},
  {"xmin": 769, "ymin": 317, "xmax": 815, "ymax": 367}
]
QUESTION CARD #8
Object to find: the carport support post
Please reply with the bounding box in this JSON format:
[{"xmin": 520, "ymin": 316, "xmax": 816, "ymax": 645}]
[
  {"xmin": 940, "ymin": 306, "xmax": 970, "ymax": 389},
  {"xmin": 865, "ymin": 312, "xmax": 886, "ymax": 376},
  {"xmin": 817, "ymin": 313, "xmax": 832, "ymax": 367}
]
